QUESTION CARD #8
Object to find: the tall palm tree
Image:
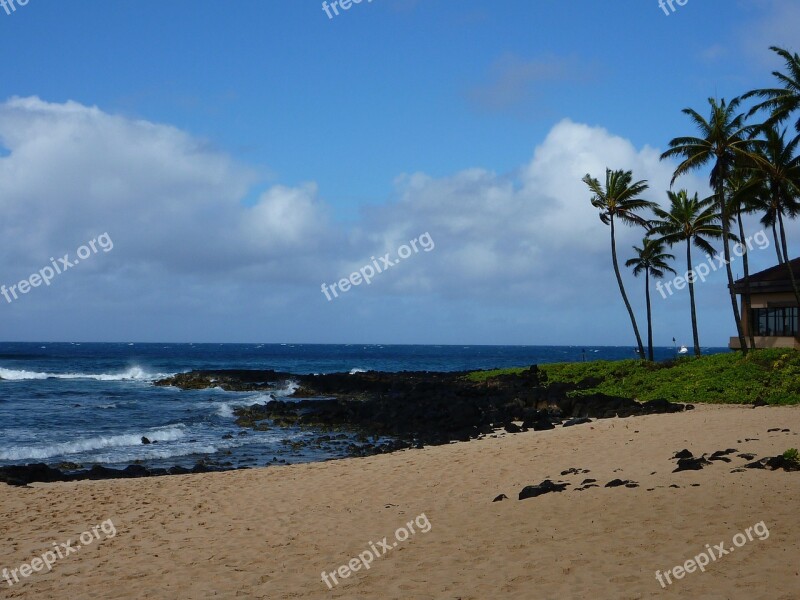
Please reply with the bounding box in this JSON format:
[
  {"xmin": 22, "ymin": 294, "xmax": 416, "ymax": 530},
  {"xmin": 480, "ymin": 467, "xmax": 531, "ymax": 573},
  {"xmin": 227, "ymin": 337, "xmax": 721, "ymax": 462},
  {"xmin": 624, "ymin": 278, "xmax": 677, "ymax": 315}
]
[
  {"xmin": 743, "ymin": 46, "xmax": 800, "ymax": 133},
  {"xmin": 625, "ymin": 237, "xmax": 675, "ymax": 361},
  {"xmin": 651, "ymin": 190, "xmax": 723, "ymax": 357},
  {"xmin": 583, "ymin": 168, "xmax": 656, "ymax": 359},
  {"xmin": 660, "ymin": 97, "xmax": 764, "ymax": 354},
  {"xmin": 751, "ymin": 125, "xmax": 800, "ymax": 308},
  {"xmin": 726, "ymin": 171, "xmax": 763, "ymax": 350}
]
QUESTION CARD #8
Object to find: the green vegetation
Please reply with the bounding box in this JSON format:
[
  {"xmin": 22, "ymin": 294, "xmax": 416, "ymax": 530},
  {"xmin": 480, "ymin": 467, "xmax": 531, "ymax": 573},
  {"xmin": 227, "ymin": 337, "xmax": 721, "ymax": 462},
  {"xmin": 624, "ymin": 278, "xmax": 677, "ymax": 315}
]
[
  {"xmin": 466, "ymin": 367, "xmax": 529, "ymax": 382},
  {"xmin": 782, "ymin": 448, "xmax": 800, "ymax": 467},
  {"xmin": 466, "ymin": 349, "xmax": 800, "ymax": 405}
]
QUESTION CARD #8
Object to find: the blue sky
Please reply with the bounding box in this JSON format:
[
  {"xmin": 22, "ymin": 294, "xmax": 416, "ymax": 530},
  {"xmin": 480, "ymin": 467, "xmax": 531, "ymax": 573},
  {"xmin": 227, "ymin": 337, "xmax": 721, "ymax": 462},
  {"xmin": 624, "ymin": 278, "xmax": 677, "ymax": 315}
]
[{"xmin": 0, "ymin": 0, "xmax": 798, "ymax": 345}]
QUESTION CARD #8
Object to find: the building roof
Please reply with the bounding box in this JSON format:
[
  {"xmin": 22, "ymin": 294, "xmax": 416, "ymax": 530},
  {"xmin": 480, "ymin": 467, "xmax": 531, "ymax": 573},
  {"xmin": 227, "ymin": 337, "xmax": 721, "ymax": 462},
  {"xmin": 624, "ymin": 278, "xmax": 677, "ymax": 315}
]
[{"xmin": 733, "ymin": 258, "xmax": 800, "ymax": 293}]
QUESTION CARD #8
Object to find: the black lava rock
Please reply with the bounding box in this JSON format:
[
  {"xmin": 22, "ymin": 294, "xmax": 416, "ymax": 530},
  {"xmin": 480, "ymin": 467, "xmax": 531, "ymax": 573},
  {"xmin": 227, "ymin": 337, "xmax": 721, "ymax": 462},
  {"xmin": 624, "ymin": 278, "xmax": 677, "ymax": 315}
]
[
  {"xmin": 673, "ymin": 456, "xmax": 712, "ymax": 472},
  {"xmin": 156, "ymin": 368, "xmax": 689, "ymax": 451},
  {"xmin": 605, "ymin": 479, "xmax": 638, "ymax": 488},
  {"xmin": 519, "ymin": 480, "xmax": 569, "ymax": 500},
  {"xmin": 746, "ymin": 455, "xmax": 800, "ymax": 472},
  {"xmin": 709, "ymin": 450, "xmax": 737, "ymax": 462},
  {"xmin": 0, "ymin": 462, "xmax": 228, "ymax": 486},
  {"xmin": 561, "ymin": 468, "xmax": 590, "ymax": 476}
]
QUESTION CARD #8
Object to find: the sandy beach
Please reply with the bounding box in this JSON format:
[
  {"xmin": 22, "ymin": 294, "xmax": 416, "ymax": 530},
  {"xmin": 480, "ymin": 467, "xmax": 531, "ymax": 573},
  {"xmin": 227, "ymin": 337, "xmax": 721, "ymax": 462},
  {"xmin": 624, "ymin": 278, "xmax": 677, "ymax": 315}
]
[{"xmin": 1, "ymin": 404, "xmax": 798, "ymax": 599}]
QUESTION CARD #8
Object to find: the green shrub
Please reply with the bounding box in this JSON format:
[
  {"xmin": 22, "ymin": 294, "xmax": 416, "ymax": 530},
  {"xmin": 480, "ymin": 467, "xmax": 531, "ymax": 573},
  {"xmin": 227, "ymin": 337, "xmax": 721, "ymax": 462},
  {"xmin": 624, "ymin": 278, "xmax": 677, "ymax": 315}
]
[
  {"xmin": 465, "ymin": 350, "xmax": 800, "ymax": 405},
  {"xmin": 782, "ymin": 448, "xmax": 800, "ymax": 466}
]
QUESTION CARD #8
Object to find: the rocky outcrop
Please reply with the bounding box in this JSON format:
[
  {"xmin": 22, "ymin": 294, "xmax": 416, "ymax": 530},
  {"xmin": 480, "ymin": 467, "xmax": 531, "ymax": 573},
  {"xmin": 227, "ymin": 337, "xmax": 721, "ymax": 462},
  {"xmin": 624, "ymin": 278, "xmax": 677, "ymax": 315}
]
[
  {"xmin": 156, "ymin": 365, "xmax": 693, "ymax": 449},
  {"xmin": 519, "ymin": 480, "xmax": 569, "ymax": 500}
]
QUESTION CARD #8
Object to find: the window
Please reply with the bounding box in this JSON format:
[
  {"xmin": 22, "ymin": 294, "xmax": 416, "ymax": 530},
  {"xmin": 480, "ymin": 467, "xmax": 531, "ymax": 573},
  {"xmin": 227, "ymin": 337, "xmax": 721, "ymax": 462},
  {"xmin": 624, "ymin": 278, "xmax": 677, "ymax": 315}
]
[{"xmin": 751, "ymin": 307, "xmax": 799, "ymax": 336}]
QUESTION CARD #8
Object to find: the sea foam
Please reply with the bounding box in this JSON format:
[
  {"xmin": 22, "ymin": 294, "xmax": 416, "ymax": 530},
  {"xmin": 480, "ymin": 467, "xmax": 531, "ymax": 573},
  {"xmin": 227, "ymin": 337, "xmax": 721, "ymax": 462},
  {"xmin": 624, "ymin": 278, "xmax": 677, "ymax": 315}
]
[
  {"xmin": 0, "ymin": 425, "xmax": 187, "ymax": 461},
  {"xmin": 0, "ymin": 366, "xmax": 171, "ymax": 382}
]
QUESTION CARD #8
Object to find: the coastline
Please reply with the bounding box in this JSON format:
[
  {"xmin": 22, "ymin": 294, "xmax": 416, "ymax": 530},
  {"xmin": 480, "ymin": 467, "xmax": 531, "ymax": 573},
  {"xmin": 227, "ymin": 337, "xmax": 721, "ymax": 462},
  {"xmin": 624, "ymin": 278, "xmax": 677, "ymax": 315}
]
[
  {"xmin": 2, "ymin": 404, "xmax": 798, "ymax": 599},
  {"xmin": 2, "ymin": 344, "xmax": 711, "ymax": 476},
  {"xmin": 2, "ymin": 364, "xmax": 693, "ymax": 485}
]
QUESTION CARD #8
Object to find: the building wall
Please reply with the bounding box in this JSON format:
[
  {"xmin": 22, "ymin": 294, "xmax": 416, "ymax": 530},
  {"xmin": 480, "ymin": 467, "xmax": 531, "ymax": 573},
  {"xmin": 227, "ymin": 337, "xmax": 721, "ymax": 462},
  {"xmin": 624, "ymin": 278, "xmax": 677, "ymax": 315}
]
[
  {"xmin": 747, "ymin": 292, "xmax": 798, "ymax": 308},
  {"xmin": 730, "ymin": 336, "xmax": 800, "ymax": 349},
  {"xmin": 732, "ymin": 291, "xmax": 800, "ymax": 349}
]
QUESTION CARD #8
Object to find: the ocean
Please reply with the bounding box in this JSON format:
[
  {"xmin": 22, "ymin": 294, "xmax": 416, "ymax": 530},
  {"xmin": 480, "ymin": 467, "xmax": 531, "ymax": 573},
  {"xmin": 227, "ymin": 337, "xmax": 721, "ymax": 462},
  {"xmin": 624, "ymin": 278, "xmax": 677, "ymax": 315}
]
[{"xmin": 0, "ymin": 342, "xmax": 729, "ymax": 471}]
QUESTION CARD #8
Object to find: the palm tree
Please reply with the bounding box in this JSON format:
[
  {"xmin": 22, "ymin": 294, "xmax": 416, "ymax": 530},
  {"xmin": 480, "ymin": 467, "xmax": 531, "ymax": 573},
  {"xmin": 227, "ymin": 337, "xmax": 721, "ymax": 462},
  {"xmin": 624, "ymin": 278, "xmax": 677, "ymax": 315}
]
[
  {"xmin": 743, "ymin": 46, "xmax": 800, "ymax": 133},
  {"xmin": 750, "ymin": 125, "xmax": 800, "ymax": 308},
  {"xmin": 651, "ymin": 190, "xmax": 723, "ymax": 357},
  {"xmin": 660, "ymin": 97, "xmax": 764, "ymax": 354},
  {"xmin": 625, "ymin": 237, "xmax": 676, "ymax": 361},
  {"xmin": 726, "ymin": 170, "xmax": 764, "ymax": 349},
  {"xmin": 583, "ymin": 169, "xmax": 656, "ymax": 359}
]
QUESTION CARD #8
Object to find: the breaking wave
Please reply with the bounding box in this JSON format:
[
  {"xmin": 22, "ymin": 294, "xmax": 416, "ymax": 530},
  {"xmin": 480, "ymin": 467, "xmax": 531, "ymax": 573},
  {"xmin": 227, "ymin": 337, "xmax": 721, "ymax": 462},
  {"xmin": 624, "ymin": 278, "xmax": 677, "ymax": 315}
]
[
  {"xmin": 0, "ymin": 366, "xmax": 171, "ymax": 382},
  {"xmin": 0, "ymin": 425, "xmax": 187, "ymax": 461}
]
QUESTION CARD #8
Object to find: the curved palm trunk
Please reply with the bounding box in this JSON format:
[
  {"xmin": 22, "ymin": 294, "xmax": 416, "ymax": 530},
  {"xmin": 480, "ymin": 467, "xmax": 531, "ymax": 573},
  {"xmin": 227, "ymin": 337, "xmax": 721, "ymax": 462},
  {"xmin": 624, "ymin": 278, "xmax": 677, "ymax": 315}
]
[
  {"xmin": 645, "ymin": 270, "xmax": 654, "ymax": 362},
  {"xmin": 718, "ymin": 180, "xmax": 747, "ymax": 354},
  {"xmin": 736, "ymin": 211, "xmax": 756, "ymax": 350},
  {"xmin": 776, "ymin": 208, "xmax": 800, "ymax": 309},
  {"xmin": 778, "ymin": 207, "xmax": 791, "ymax": 263},
  {"xmin": 772, "ymin": 220, "xmax": 783, "ymax": 264},
  {"xmin": 686, "ymin": 241, "xmax": 701, "ymax": 357},
  {"xmin": 611, "ymin": 217, "xmax": 645, "ymax": 359}
]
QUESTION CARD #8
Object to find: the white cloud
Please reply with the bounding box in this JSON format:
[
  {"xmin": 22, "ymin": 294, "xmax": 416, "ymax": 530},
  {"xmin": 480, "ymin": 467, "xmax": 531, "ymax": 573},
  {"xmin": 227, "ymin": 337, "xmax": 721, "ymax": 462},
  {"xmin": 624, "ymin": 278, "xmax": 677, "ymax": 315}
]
[
  {"xmin": 0, "ymin": 98, "xmax": 714, "ymax": 342},
  {"xmin": 0, "ymin": 96, "xmax": 339, "ymax": 280},
  {"xmin": 357, "ymin": 119, "xmax": 708, "ymax": 305}
]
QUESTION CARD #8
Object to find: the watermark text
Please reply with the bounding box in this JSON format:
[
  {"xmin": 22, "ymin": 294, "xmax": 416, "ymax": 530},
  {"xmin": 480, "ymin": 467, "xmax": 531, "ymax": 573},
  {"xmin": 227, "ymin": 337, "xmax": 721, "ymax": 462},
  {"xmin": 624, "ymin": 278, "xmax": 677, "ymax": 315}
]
[
  {"xmin": 1, "ymin": 233, "xmax": 114, "ymax": 305},
  {"xmin": 321, "ymin": 232, "xmax": 434, "ymax": 301},
  {"xmin": 321, "ymin": 513, "xmax": 431, "ymax": 589},
  {"xmin": 3, "ymin": 519, "xmax": 117, "ymax": 588},
  {"xmin": 1, "ymin": 0, "xmax": 30, "ymax": 16},
  {"xmin": 655, "ymin": 521, "xmax": 769, "ymax": 588},
  {"xmin": 659, "ymin": 0, "xmax": 688, "ymax": 16},
  {"xmin": 322, "ymin": 0, "xmax": 374, "ymax": 20},
  {"xmin": 656, "ymin": 229, "xmax": 769, "ymax": 300}
]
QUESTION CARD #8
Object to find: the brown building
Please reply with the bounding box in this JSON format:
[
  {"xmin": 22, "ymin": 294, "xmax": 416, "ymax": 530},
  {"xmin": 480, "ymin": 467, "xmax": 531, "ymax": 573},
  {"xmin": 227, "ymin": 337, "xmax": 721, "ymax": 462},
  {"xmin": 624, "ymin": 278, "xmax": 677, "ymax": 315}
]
[{"xmin": 730, "ymin": 258, "xmax": 800, "ymax": 349}]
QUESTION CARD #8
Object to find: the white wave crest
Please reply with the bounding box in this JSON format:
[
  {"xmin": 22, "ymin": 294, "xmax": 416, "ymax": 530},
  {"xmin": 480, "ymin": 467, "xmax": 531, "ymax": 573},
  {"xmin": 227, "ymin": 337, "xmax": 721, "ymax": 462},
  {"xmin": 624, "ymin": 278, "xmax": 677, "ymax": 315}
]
[
  {"xmin": 273, "ymin": 380, "xmax": 299, "ymax": 397},
  {"xmin": 0, "ymin": 426, "xmax": 187, "ymax": 461},
  {"xmin": 90, "ymin": 443, "xmax": 220, "ymax": 465},
  {"xmin": 215, "ymin": 392, "xmax": 273, "ymax": 419},
  {"xmin": 0, "ymin": 366, "xmax": 171, "ymax": 382}
]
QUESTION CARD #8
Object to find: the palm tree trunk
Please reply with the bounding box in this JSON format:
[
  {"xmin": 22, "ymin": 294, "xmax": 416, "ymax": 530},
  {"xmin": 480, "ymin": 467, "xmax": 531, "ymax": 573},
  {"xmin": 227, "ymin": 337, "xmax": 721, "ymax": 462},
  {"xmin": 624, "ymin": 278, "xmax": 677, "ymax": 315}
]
[
  {"xmin": 736, "ymin": 211, "xmax": 756, "ymax": 350},
  {"xmin": 645, "ymin": 270, "xmax": 653, "ymax": 362},
  {"xmin": 776, "ymin": 208, "xmax": 800, "ymax": 309},
  {"xmin": 611, "ymin": 217, "xmax": 645, "ymax": 359},
  {"xmin": 719, "ymin": 180, "xmax": 747, "ymax": 353},
  {"xmin": 778, "ymin": 205, "xmax": 791, "ymax": 264},
  {"xmin": 772, "ymin": 220, "xmax": 783, "ymax": 264},
  {"xmin": 686, "ymin": 241, "xmax": 701, "ymax": 357}
]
